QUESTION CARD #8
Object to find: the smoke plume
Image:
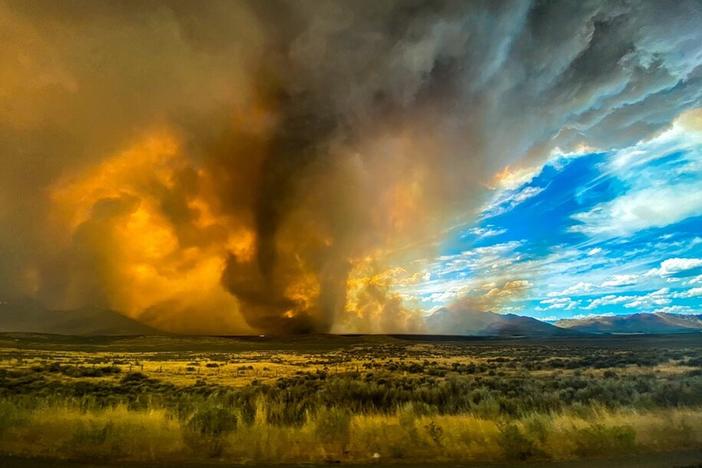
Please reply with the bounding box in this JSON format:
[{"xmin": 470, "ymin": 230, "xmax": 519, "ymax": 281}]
[{"xmin": 1, "ymin": 0, "xmax": 701, "ymax": 333}]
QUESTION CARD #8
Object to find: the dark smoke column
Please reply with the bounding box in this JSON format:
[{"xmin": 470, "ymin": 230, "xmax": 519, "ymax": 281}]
[{"xmin": 220, "ymin": 95, "xmax": 349, "ymax": 334}]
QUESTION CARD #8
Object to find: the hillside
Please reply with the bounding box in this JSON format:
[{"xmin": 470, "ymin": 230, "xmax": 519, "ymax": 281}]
[{"xmin": 0, "ymin": 299, "xmax": 159, "ymax": 335}]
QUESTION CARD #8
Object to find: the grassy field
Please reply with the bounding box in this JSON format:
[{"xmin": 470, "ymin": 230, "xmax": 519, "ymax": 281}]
[{"xmin": 0, "ymin": 333, "xmax": 701, "ymax": 465}]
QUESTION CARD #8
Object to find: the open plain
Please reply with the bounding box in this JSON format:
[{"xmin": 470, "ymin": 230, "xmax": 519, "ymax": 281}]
[{"xmin": 0, "ymin": 333, "xmax": 700, "ymax": 466}]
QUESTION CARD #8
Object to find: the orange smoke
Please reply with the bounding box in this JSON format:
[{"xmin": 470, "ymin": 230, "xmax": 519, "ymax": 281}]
[
  {"xmin": 48, "ymin": 130, "xmax": 256, "ymax": 333},
  {"xmin": 338, "ymin": 256, "xmax": 425, "ymax": 334}
]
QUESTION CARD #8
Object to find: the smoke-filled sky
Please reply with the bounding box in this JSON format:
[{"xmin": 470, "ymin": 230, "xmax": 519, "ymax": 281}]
[{"xmin": 1, "ymin": 0, "xmax": 701, "ymax": 334}]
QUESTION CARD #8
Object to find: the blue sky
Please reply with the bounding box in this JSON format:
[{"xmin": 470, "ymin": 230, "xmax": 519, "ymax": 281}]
[{"xmin": 400, "ymin": 111, "xmax": 702, "ymax": 321}]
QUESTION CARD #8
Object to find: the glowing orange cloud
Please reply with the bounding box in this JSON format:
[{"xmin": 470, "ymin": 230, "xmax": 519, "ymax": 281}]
[{"xmin": 48, "ymin": 130, "xmax": 255, "ymax": 333}]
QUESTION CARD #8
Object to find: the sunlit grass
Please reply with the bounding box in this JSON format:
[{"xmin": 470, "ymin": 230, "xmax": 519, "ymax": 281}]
[
  {"xmin": 1, "ymin": 399, "xmax": 700, "ymax": 463},
  {"xmin": 1, "ymin": 334, "xmax": 700, "ymax": 463},
  {"xmin": 2, "ymin": 404, "xmax": 183, "ymax": 461}
]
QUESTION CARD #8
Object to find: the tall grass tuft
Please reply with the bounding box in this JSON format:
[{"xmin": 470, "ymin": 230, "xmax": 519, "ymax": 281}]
[
  {"xmin": 184, "ymin": 404, "xmax": 237, "ymax": 457},
  {"xmin": 498, "ymin": 423, "xmax": 540, "ymax": 460},
  {"xmin": 315, "ymin": 406, "xmax": 351, "ymax": 450}
]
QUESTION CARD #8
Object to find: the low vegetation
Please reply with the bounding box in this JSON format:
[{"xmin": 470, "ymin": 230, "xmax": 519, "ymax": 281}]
[{"xmin": 0, "ymin": 333, "xmax": 700, "ymax": 464}]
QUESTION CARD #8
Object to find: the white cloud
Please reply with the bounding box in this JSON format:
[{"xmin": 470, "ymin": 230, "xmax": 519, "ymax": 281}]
[
  {"xmin": 609, "ymin": 113, "xmax": 702, "ymax": 171},
  {"xmin": 652, "ymin": 305, "xmax": 695, "ymax": 314},
  {"xmin": 472, "ymin": 241, "xmax": 524, "ymax": 258},
  {"xmin": 409, "ymin": 240, "xmax": 533, "ymax": 309},
  {"xmin": 511, "ymin": 186, "xmax": 544, "ymax": 204},
  {"xmin": 549, "ymin": 312, "xmax": 615, "ymax": 321},
  {"xmin": 585, "ymin": 294, "xmax": 630, "ymax": 309},
  {"xmin": 680, "ymin": 287, "xmax": 702, "ymax": 298},
  {"xmin": 601, "ymin": 274, "xmax": 638, "ymax": 287},
  {"xmin": 686, "ymin": 274, "xmax": 702, "ymax": 285},
  {"xmin": 540, "ymin": 296, "xmax": 578, "ymax": 311},
  {"xmin": 624, "ymin": 288, "xmax": 671, "ymax": 309},
  {"xmin": 570, "ymin": 122, "xmax": 702, "ymax": 238},
  {"xmin": 464, "ymin": 226, "xmax": 507, "ymax": 238},
  {"xmin": 481, "ymin": 185, "xmax": 544, "ymax": 218},
  {"xmin": 570, "ymin": 185, "xmax": 702, "ymax": 237},
  {"xmin": 540, "ymin": 298, "xmax": 563, "ymax": 305},
  {"xmin": 547, "ymin": 282, "xmax": 594, "ymax": 297},
  {"xmin": 432, "ymin": 240, "xmax": 524, "ymax": 277},
  {"xmin": 587, "ymin": 247, "xmax": 603, "ymax": 256},
  {"xmin": 649, "ymin": 258, "xmax": 702, "ymax": 277}
]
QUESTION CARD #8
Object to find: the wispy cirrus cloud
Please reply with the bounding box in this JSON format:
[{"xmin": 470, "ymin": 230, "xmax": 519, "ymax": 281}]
[
  {"xmin": 480, "ymin": 186, "xmax": 546, "ymax": 219},
  {"xmin": 569, "ymin": 110, "xmax": 702, "ymax": 238}
]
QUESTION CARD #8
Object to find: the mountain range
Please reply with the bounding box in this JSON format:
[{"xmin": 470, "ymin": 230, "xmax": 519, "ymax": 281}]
[
  {"xmin": 556, "ymin": 312, "xmax": 702, "ymax": 334},
  {"xmin": 0, "ymin": 298, "xmax": 700, "ymax": 336},
  {"xmin": 425, "ymin": 307, "xmax": 580, "ymax": 337}
]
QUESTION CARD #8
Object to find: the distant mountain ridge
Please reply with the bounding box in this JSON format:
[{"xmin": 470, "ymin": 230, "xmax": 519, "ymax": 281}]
[
  {"xmin": 556, "ymin": 312, "xmax": 702, "ymax": 334},
  {"xmin": 426, "ymin": 307, "xmax": 579, "ymax": 337},
  {"xmin": 2, "ymin": 298, "xmax": 700, "ymax": 337},
  {"xmin": 0, "ymin": 299, "xmax": 159, "ymax": 335}
]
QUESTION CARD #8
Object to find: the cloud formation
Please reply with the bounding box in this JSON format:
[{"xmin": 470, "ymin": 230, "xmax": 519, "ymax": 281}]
[{"xmin": 1, "ymin": 1, "xmax": 701, "ymax": 333}]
